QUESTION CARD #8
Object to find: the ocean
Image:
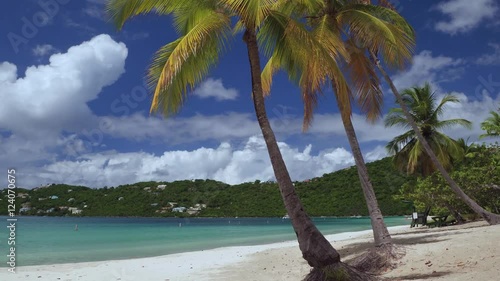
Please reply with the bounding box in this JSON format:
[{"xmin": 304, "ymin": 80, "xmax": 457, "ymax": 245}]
[{"xmin": 0, "ymin": 216, "xmax": 407, "ymax": 266}]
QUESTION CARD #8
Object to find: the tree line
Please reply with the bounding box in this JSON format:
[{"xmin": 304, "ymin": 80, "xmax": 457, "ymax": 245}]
[{"xmin": 0, "ymin": 157, "xmax": 412, "ymax": 217}]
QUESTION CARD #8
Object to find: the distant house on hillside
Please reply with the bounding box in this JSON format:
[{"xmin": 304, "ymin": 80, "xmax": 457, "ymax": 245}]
[
  {"xmin": 19, "ymin": 207, "xmax": 31, "ymax": 213},
  {"xmin": 17, "ymin": 193, "xmax": 29, "ymax": 199},
  {"xmin": 172, "ymin": 207, "xmax": 186, "ymax": 213},
  {"xmin": 50, "ymin": 195, "xmax": 59, "ymax": 200},
  {"xmin": 144, "ymin": 187, "xmax": 151, "ymax": 191},
  {"xmin": 157, "ymin": 184, "xmax": 167, "ymax": 190},
  {"xmin": 68, "ymin": 207, "xmax": 82, "ymax": 215},
  {"xmin": 118, "ymin": 197, "xmax": 124, "ymax": 201}
]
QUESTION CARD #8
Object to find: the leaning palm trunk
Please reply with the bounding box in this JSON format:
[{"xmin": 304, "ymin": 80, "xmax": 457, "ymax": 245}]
[
  {"xmin": 245, "ymin": 30, "xmax": 373, "ymax": 281},
  {"xmin": 335, "ymin": 95, "xmax": 404, "ymax": 275},
  {"xmin": 337, "ymin": 99, "xmax": 392, "ymax": 246},
  {"xmin": 371, "ymin": 51, "xmax": 500, "ymax": 225}
]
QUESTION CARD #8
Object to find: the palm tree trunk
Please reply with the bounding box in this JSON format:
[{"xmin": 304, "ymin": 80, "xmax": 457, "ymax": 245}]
[
  {"xmin": 243, "ymin": 29, "xmax": 340, "ymax": 267},
  {"xmin": 243, "ymin": 30, "xmax": 372, "ymax": 280},
  {"xmin": 334, "ymin": 93, "xmax": 392, "ymax": 246},
  {"xmin": 443, "ymin": 202, "xmax": 465, "ymax": 224},
  {"xmin": 371, "ymin": 51, "xmax": 500, "ymax": 225}
]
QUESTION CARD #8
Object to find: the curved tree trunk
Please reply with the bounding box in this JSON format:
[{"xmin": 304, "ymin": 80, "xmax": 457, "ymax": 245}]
[
  {"xmin": 371, "ymin": 51, "xmax": 500, "ymax": 225},
  {"xmin": 443, "ymin": 202, "xmax": 465, "ymax": 224},
  {"xmin": 244, "ymin": 30, "xmax": 372, "ymax": 280},
  {"xmin": 336, "ymin": 96, "xmax": 392, "ymax": 246}
]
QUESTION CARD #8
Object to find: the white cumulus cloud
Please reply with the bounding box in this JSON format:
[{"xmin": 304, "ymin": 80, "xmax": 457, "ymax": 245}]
[
  {"xmin": 391, "ymin": 50, "xmax": 463, "ymax": 91},
  {"xmin": 26, "ymin": 136, "xmax": 367, "ymax": 188},
  {"xmin": 193, "ymin": 78, "xmax": 239, "ymax": 101},
  {"xmin": 0, "ymin": 34, "xmax": 128, "ymax": 181},
  {"xmin": 0, "ymin": 34, "xmax": 127, "ymax": 136},
  {"xmin": 434, "ymin": 0, "xmax": 498, "ymax": 35},
  {"xmin": 476, "ymin": 43, "xmax": 500, "ymax": 65},
  {"xmin": 32, "ymin": 44, "xmax": 57, "ymax": 56}
]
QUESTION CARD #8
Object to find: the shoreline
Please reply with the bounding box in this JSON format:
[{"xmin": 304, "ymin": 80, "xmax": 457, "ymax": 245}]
[
  {"xmin": 3, "ymin": 222, "xmax": 498, "ymax": 280},
  {"xmin": 0, "ymin": 226, "xmax": 407, "ymax": 281},
  {"xmin": 0, "ymin": 216, "xmax": 408, "ymax": 268}
]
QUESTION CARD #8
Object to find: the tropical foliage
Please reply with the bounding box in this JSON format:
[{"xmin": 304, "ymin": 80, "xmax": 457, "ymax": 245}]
[
  {"xmin": 259, "ymin": 0, "xmax": 415, "ymax": 247},
  {"xmin": 385, "ymin": 83, "xmax": 472, "ymax": 176},
  {"xmin": 480, "ymin": 108, "xmax": 500, "ymax": 139},
  {"xmin": 397, "ymin": 144, "xmax": 500, "ymax": 219},
  {"xmin": 106, "ymin": 0, "xmax": 377, "ymax": 273}
]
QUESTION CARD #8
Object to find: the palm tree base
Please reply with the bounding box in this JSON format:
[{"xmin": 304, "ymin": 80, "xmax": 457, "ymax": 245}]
[
  {"xmin": 304, "ymin": 262, "xmax": 376, "ymax": 281},
  {"xmin": 350, "ymin": 243, "xmax": 405, "ymax": 275},
  {"xmin": 484, "ymin": 212, "xmax": 500, "ymax": 225}
]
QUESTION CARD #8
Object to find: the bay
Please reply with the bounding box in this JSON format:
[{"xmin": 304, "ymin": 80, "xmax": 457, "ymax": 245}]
[{"xmin": 0, "ymin": 216, "xmax": 407, "ymax": 266}]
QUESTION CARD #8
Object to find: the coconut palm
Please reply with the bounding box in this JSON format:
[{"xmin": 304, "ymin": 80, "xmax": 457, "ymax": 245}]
[
  {"xmin": 262, "ymin": 0, "xmax": 415, "ymax": 253},
  {"xmin": 375, "ymin": 58, "xmax": 500, "ymax": 224},
  {"xmin": 385, "ymin": 83, "xmax": 471, "ymax": 176},
  {"xmin": 357, "ymin": 0, "xmax": 500, "ymax": 225},
  {"xmin": 106, "ymin": 0, "xmax": 370, "ymax": 279},
  {"xmin": 479, "ymin": 108, "xmax": 500, "ymax": 139}
]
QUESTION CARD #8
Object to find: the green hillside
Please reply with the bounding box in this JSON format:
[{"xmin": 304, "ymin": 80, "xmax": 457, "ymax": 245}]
[{"xmin": 0, "ymin": 157, "xmax": 414, "ymax": 217}]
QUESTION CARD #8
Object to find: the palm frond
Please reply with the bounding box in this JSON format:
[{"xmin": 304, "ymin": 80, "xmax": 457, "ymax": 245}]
[
  {"xmin": 479, "ymin": 109, "xmax": 500, "ymax": 138},
  {"xmin": 149, "ymin": 11, "xmax": 231, "ymax": 115},
  {"xmin": 336, "ymin": 4, "xmax": 415, "ymax": 69},
  {"xmin": 344, "ymin": 40, "xmax": 382, "ymax": 122},
  {"xmin": 384, "ymin": 108, "xmax": 414, "ymax": 129},
  {"xmin": 220, "ymin": 0, "xmax": 275, "ymax": 30},
  {"xmin": 385, "ymin": 129, "xmax": 414, "ymax": 154},
  {"xmin": 106, "ymin": 0, "xmax": 179, "ymax": 29},
  {"xmin": 435, "ymin": 118, "xmax": 472, "ymax": 130},
  {"xmin": 432, "ymin": 94, "xmax": 460, "ymax": 119}
]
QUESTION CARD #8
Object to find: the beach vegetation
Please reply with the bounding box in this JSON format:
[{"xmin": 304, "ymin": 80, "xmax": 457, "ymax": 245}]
[
  {"xmin": 384, "ymin": 82, "xmax": 500, "ymax": 225},
  {"xmin": 385, "ymin": 83, "xmax": 472, "ymax": 177},
  {"xmin": 479, "ymin": 108, "xmax": 500, "ymax": 139},
  {"xmin": 397, "ymin": 144, "xmax": 500, "ymax": 220}
]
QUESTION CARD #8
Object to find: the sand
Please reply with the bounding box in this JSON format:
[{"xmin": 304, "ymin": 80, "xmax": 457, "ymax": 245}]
[{"xmin": 1, "ymin": 221, "xmax": 498, "ymax": 281}]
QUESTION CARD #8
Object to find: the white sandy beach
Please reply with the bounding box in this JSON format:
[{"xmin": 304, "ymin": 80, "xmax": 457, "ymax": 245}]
[{"xmin": 2, "ymin": 222, "xmax": 498, "ymax": 281}]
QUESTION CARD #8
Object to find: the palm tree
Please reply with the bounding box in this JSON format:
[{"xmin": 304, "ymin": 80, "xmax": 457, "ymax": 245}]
[
  {"xmin": 107, "ymin": 0, "xmax": 370, "ymax": 279},
  {"xmin": 479, "ymin": 108, "xmax": 500, "ymax": 139},
  {"xmin": 385, "ymin": 83, "xmax": 471, "ymax": 177},
  {"xmin": 356, "ymin": 0, "xmax": 500, "ymax": 225},
  {"xmin": 373, "ymin": 58, "xmax": 500, "ymax": 224},
  {"xmin": 262, "ymin": 0, "xmax": 415, "ymax": 251}
]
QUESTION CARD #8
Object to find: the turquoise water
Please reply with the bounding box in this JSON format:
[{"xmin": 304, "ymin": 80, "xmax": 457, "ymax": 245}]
[{"xmin": 0, "ymin": 216, "xmax": 407, "ymax": 266}]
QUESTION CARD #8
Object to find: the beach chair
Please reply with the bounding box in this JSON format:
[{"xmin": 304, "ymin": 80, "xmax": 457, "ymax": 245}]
[{"xmin": 410, "ymin": 206, "xmax": 431, "ymax": 227}]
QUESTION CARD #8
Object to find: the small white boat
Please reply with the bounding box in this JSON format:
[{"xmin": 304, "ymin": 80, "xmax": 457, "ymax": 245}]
[{"xmin": 282, "ymin": 214, "xmax": 290, "ymax": 219}]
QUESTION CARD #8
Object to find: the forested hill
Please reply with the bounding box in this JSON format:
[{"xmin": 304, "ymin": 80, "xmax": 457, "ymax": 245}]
[{"xmin": 1, "ymin": 157, "xmax": 415, "ymax": 217}]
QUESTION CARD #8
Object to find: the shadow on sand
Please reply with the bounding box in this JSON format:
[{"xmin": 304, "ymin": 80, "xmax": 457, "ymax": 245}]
[
  {"xmin": 334, "ymin": 229, "xmax": 477, "ymax": 280},
  {"xmin": 384, "ymin": 271, "xmax": 453, "ymax": 280}
]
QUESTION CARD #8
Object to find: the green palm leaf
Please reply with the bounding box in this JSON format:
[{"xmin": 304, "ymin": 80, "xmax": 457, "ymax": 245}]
[{"xmin": 385, "ymin": 84, "xmax": 472, "ymax": 176}]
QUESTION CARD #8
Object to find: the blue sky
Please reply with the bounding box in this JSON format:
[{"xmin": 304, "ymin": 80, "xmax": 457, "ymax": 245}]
[{"xmin": 1, "ymin": 0, "xmax": 499, "ymax": 188}]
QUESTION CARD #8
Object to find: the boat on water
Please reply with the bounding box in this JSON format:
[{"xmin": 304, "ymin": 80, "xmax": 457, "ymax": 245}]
[{"xmin": 282, "ymin": 214, "xmax": 290, "ymax": 219}]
